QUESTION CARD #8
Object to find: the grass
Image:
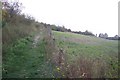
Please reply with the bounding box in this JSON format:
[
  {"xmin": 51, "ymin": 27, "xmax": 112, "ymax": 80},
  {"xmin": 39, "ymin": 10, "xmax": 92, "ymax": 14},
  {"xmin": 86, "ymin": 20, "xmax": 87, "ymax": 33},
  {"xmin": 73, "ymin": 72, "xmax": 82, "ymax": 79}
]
[
  {"xmin": 52, "ymin": 31, "xmax": 118, "ymax": 78},
  {"xmin": 2, "ymin": 30, "xmax": 119, "ymax": 78},
  {"xmin": 2, "ymin": 36, "xmax": 57, "ymax": 78}
]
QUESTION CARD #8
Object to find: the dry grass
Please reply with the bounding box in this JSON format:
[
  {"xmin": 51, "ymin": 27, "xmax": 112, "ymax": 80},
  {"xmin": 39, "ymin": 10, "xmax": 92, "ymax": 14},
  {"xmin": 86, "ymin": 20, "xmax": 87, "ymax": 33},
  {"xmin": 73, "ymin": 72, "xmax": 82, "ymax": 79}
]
[{"xmin": 52, "ymin": 53, "xmax": 108, "ymax": 78}]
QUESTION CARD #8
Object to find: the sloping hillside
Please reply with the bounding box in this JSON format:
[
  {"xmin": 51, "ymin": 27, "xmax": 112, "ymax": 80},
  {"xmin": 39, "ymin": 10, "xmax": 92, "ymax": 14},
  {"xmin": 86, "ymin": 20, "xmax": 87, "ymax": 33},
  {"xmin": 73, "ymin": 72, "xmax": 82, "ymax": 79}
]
[
  {"xmin": 52, "ymin": 31, "xmax": 118, "ymax": 78},
  {"xmin": 2, "ymin": 0, "xmax": 119, "ymax": 79},
  {"xmin": 2, "ymin": 29, "xmax": 118, "ymax": 78}
]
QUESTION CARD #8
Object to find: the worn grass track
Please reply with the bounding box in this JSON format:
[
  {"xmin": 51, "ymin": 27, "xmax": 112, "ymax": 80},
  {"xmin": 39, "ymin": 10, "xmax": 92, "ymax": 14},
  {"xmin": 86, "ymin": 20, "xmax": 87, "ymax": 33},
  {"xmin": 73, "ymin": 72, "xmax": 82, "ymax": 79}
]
[{"xmin": 2, "ymin": 34, "xmax": 57, "ymax": 78}]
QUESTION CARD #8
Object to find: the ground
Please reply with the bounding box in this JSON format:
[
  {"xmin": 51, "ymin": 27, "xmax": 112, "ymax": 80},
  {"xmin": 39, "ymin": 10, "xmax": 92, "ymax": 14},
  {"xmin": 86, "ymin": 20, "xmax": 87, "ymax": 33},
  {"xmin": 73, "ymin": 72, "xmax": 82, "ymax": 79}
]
[
  {"xmin": 2, "ymin": 31, "xmax": 119, "ymax": 78},
  {"xmin": 52, "ymin": 31, "xmax": 118, "ymax": 78}
]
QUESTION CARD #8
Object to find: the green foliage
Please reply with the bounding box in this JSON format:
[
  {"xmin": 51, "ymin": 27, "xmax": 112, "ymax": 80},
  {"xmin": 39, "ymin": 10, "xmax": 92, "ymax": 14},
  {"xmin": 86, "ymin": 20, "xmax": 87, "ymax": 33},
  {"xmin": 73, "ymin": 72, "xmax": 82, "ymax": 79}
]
[
  {"xmin": 2, "ymin": 1, "xmax": 23, "ymax": 26},
  {"xmin": 2, "ymin": 30, "xmax": 118, "ymax": 78},
  {"xmin": 3, "ymin": 37, "xmax": 32, "ymax": 76},
  {"xmin": 2, "ymin": 23, "xmax": 31, "ymax": 44},
  {"xmin": 2, "ymin": 0, "xmax": 37, "ymax": 45},
  {"xmin": 2, "ymin": 1, "xmax": 57, "ymax": 78},
  {"xmin": 11, "ymin": 37, "xmax": 31, "ymax": 55},
  {"xmin": 2, "ymin": 36, "xmax": 57, "ymax": 78}
]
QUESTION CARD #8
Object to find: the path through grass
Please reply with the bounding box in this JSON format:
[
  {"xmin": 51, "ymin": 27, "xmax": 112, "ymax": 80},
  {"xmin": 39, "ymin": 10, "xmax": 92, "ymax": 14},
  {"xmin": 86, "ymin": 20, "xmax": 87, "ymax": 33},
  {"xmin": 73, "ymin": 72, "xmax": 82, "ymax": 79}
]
[{"xmin": 2, "ymin": 34, "xmax": 57, "ymax": 78}]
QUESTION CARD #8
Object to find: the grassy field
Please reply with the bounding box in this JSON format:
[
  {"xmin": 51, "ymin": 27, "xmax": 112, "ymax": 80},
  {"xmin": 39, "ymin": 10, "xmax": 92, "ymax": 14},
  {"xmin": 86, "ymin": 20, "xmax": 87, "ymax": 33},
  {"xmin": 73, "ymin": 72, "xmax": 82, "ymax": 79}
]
[
  {"xmin": 52, "ymin": 31, "xmax": 118, "ymax": 78},
  {"xmin": 2, "ymin": 30, "xmax": 119, "ymax": 78}
]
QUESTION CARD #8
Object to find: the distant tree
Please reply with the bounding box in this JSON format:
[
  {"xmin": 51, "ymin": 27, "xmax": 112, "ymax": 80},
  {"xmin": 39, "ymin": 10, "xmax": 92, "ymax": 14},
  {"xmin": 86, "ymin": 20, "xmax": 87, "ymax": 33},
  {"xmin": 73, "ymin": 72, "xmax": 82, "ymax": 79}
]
[
  {"xmin": 114, "ymin": 35, "xmax": 119, "ymax": 40},
  {"xmin": 56, "ymin": 26, "xmax": 61, "ymax": 31},
  {"xmin": 51, "ymin": 25, "xmax": 57, "ymax": 31},
  {"xmin": 99, "ymin": 33, "xmax": 108, "ymax": 39},
  {"xmin": 67, "ymin": 29, "xmax": 71, "ymax": 32},
  {"xmin": 96, "ymin": 34, "xmax": 97, "ymax": 37},
  {"xmin": 114, "ymin": 35, "xmax": 119, "ymax": 38},
  {"xmin": 78, "ymin": 31, "xmax": 81, "ymax": 34},
  {"xmin": 83, "ymin": 30, "xmax": 95, "ymax": 36},
  {"xmin": 99, "ymin": 33, "xmax": 102, "ymax": 37},
  {"xmin": 104, "ymin": 33, "xmax": 108, "ymax": 38},
  {"xmin": 61, "ymin": 26, "xmax": 66, "ymax": 32},
  {"xmin": 85, "ymin": 30, "xmax": 88, "ymax": 33}
]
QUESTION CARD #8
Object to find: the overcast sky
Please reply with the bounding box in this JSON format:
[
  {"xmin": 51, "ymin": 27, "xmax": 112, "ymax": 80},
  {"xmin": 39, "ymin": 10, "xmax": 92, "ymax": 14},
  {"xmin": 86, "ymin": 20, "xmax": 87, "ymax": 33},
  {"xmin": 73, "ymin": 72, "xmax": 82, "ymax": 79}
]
[{"xmin": 16, "ymin": 0, "xmax": 119, "ymax": 37}]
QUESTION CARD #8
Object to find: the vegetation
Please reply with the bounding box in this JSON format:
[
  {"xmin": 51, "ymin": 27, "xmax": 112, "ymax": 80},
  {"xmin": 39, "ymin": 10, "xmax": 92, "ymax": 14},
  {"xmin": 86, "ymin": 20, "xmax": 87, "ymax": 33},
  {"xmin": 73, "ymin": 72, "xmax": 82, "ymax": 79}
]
[
  {"xmin": 72, "ymin": 30, "xmax": 95, "ymax": 36},
  {"xmin": 1, "ymin": 0, "xmax": 119, "ymax": 79},
  {"xmin": 39, "ymin": 22, "xmax": 95, "ymax": 36},
  {"xmin": 99, "ymin": 33, "xmax": 120, "ymax": 40},
  {"xmin": 2, "ymin": 0, "xmax": 36, "ymax": 44},
  {"xmin": 53, "ymin": 31, "xmax": 118, "ymax": 78},
  {"xmin": 2, "ymin": 1, "xmax": 56, "ymax": 78},
  {"xmin": 3, "ymin": 36, "xmax": 57, "ymax": 78}
]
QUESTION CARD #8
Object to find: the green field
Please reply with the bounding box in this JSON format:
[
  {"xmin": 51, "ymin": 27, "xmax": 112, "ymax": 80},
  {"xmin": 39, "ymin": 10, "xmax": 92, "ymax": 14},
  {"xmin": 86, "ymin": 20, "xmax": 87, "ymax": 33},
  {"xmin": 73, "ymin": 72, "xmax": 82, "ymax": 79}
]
[
  {"xmin": 2, "ymin": 31, "xmax": 119, "ymax": 78},
  {"xmin": 52, "ymin": 31, "xmax": 118, "ymax": 78}
]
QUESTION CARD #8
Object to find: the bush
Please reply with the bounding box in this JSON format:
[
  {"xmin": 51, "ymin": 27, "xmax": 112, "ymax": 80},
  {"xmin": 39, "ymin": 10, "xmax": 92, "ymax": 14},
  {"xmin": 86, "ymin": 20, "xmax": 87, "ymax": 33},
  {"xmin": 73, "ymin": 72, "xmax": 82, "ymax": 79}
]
[{"xmin": 2, "ymin": 1, "xmax": 22, "ymax": 26}]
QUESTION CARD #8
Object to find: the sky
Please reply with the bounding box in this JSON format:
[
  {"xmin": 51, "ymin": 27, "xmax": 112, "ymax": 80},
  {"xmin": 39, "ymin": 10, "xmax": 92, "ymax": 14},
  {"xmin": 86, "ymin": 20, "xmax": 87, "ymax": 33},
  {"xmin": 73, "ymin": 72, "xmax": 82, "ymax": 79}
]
[{"xmin": 12, "ymin": 0, "xmax": 119, "ymax": 37}]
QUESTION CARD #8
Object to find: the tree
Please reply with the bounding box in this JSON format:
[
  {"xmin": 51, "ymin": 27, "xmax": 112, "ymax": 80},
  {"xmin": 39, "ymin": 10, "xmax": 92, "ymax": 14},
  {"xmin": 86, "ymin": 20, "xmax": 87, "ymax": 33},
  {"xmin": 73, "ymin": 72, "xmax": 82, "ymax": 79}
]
[
  {"xmin": 99, "ymin": 33, "xmax": 108, "ymax": 39},
  {"xmin": 104, "ymin": 33, "xmax": 108, "ymax": 38},
  {"xmin": 2, "ymin": 0, "xmax": 23, "ymax": 26},
  {"xmin": 67, "ymin": 29, "xmax": 71, "ymax": 32}
]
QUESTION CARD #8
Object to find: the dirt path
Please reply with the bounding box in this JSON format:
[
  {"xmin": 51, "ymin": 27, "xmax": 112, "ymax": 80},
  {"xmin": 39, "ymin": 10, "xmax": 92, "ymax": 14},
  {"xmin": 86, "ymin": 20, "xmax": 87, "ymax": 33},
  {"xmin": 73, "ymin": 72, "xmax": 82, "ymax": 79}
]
[{"xmin": 33, "ymin": 34, "xmax": 41, "ymax": 48}]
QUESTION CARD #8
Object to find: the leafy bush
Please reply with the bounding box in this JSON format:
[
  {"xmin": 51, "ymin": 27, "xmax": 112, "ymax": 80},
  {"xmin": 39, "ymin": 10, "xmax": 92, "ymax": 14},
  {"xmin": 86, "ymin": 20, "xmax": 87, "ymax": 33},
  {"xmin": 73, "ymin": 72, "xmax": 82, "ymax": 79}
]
[
  {"xmin": 2, "ymin": 1, "xmax": 22, "ymax": 26},
  {"xmin": 2, "ymin": 0, "xmax": 35, "ymax": 45}
]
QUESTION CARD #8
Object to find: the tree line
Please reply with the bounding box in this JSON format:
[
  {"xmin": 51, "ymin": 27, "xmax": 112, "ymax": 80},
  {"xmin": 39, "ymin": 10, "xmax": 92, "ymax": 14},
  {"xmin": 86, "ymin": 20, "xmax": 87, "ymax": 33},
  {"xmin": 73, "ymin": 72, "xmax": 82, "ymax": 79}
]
[
  {"xmin": 99, "ymin": 33, "xmax": 119, "ymax": 40},
  {"xmin": 39, "ymin": 22, "xmax": 95, "ymax": 36},
  {"xmin": 39, "ymin": 22, "xmax": 120, "ymax": 40}
]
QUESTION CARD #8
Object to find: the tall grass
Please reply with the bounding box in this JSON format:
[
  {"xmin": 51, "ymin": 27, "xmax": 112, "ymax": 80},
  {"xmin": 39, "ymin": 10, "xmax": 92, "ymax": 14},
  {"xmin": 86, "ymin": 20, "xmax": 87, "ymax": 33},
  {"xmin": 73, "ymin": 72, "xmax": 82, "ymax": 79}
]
[{"xmin": 2, "ymin": 22, "xmax": 35, "ymax": 44}]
